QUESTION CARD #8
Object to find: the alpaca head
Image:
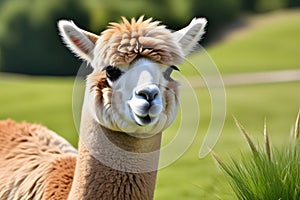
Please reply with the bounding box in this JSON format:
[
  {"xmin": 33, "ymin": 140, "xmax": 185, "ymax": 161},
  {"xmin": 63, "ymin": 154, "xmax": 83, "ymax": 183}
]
[{"xmin": 58, "ymin": 17, "xmax": 206, "ymax": 136}]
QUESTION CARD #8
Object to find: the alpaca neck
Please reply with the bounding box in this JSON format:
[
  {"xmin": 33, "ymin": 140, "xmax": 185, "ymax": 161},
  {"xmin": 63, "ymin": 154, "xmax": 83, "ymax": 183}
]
[{"xmin": 68, "ymin": 108, "xmax": 162, "ymax": 200}]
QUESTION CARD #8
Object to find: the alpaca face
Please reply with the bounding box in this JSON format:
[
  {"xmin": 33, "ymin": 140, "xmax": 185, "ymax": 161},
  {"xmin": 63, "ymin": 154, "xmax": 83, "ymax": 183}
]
[
  {"xmin": 86, "ymin": 58, "xmax": 180, "ymax": 135},
  {"xmin": 58, "ymin": 17, "xmax": 207, "ymax": 135}
]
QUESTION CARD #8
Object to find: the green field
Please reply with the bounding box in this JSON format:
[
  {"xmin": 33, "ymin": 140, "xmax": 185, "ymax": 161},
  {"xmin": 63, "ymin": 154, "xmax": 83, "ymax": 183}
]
[
  {"xmin": 198, "ymin": 9, "xmax": 300, "ymax": 74},
  {"xmin": 0, "ymin": 9, "xmax": 299, "ymax": 199}
]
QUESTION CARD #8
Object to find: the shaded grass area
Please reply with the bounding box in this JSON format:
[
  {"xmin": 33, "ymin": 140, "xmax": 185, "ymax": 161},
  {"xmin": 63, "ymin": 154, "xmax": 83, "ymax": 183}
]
[{"xmin": 0, "ymin": 75, "xmax": 298, "ymax": 199}]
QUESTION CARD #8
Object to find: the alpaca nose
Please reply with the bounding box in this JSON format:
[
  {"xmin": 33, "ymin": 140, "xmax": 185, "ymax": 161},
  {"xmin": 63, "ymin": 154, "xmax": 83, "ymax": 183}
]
[{"xmin": 135, "ymin": 84, "xmax": 160, "ymax": 102}]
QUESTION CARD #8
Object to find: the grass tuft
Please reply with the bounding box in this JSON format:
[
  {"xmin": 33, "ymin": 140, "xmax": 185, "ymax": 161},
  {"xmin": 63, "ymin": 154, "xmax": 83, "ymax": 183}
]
[{"xmin": 216, "ymin": 113, "xmax": 300, "ymax": 200}]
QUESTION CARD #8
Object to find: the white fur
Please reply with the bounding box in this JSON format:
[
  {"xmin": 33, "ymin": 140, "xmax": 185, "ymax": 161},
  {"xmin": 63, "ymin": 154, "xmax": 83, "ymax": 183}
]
[
  {"xmin": 173, "ymin": 18, "xmax": 207, "ymax": 55},
  {"xmin": 58, "ymin": 20, "xmax": 97, "ymax": 62}
]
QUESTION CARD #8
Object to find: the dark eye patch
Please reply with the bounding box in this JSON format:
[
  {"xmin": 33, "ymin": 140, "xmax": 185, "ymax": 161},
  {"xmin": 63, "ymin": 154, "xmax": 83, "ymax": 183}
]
[
  {"xmin": 163, "ymin": 68, "xmax": 174, "ymax": 81},
  {"xmin": 103, "ymin": 65, "xmax": 123, "ymax": 81},
  {"xmin": 170, "ymin": 65, "xmax": 180, "ymax": 71},
  {"xmin": 163, "ymin": 65, "xmax": 180, "ymax": 81}
]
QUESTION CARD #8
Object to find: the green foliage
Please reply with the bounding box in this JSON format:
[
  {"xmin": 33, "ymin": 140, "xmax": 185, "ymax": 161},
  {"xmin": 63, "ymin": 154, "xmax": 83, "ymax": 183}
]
[
  {"xmin": 191, "ymin": 0, "xmax": 241, "ymax": 41},
  {"xmin": 81, "ymin": 0, "xmax": 193, "ymax": 31},
  {"xmin": 255, "ymin": 0, "xmax": 288, "ymax": 12},
  {"xmin": 241, "ymin": 0, "xmax": 289, "ymax": 12},
  {"xmin": 241, "ymin": 0, "xmax": 256, "ymax": 11},
  {"xmin": 0, "ymin": 0, "xmax": 89, "ymax": 75},
  {"xmin": 215, "ymin": 112, "xmax": 300, "ymax": 200},
  {"xmin": 288, "ymin": 0, "xmax": 300, "ymax": 7}
]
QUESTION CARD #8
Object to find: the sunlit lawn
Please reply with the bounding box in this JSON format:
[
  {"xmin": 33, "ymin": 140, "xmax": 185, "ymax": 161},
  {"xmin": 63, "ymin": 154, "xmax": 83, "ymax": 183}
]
[
  {"xmin": 0, "ymin": 75, "xmax": 77, "ymax": 146},
  {"xmin": 196, "ymin": 9, "xmax": 300, "ymax": 74},
  {"xmin": 0, "ymin": 9, "xmax": 299, "ymax": 199}
]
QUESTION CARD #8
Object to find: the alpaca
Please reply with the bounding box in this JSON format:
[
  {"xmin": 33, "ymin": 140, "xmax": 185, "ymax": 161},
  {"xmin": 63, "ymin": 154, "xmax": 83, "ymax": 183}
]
[{"xmin": 0, "ymin": 16, "xmax": 207, "ymax": 199}]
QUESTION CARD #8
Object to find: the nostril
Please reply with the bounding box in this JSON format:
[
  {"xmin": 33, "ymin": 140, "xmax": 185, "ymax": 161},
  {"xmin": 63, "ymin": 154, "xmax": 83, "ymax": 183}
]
[
  {"xmin": 135, "ymin": 85, "xmax": 160, "ymax": 102},
  {"xmin": 136, "ymin": 90, "xmax": 148, "ymax": 100},
  {"xmin": 153, "ymin": 91, "xmax": 159, "ymax": 99}
]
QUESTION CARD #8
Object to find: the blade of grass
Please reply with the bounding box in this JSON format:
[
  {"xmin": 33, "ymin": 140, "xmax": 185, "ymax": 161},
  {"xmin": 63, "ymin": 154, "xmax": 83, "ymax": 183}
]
[
  {"xmin": 233, "ymin": 116, "xmax": 258, "ymax": 155},
  {"xmin": 264, "ymin": 118, "xmax": 272, "ymax": 161},
  {"xmin": 294, "ymin": 109, "xmax": 300, "ymax": 140}
]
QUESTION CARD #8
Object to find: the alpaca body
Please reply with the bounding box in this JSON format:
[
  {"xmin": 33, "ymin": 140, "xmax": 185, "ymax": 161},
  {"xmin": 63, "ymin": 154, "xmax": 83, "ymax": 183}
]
[{"xmin": 0, "ymin": 120, "xmax": 76, "ymax": 200}]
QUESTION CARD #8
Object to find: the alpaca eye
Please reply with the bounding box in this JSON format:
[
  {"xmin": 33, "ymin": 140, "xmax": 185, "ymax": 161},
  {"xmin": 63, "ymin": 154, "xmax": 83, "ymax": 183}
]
[
  {"xmin": 170, "ymin": 65, "xmax": 180, "ymax": 71},
  {"xmin": 163, "ymin": 65, "xmax": 180, "ymax": 81},
  {"xmin": 105, "ymin": 65, "xmax": 123, "ymax": 81},
  {"xmin": 163, "ymin": 67, "xmax": 174, "ymax": 81}
]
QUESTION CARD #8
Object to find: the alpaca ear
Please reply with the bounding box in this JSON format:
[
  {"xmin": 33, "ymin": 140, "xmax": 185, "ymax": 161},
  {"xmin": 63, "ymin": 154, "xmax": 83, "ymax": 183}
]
[
  {"xmin": 173, "ymin": 18, "xmax": 207, "ymax": 56},
  {"xmin": 58, "ymin": 20, "xmax": 99, "ymax": 62}
]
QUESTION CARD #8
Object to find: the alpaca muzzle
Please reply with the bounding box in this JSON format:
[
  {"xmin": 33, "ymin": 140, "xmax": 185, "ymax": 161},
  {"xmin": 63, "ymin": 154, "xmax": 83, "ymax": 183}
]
[{"xmin": 128, "ymin": 84, "xmax": 163, "ymax": 126}]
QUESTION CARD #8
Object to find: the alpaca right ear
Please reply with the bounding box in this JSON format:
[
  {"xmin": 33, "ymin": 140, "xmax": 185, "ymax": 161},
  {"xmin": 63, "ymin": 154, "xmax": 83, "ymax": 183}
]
[
  {"xmin": 173, "ymin": 18, "xmax": 207, "ymax": 56},
  {"xmin": 58, "ymin": 20, "xmax": 99, "ymax": 62}
]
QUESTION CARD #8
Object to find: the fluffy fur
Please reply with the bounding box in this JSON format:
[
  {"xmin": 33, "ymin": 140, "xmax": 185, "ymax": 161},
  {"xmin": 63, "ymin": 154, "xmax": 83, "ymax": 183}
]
[
  {"xmin": 0, "ymin": 120, "xmax": 76, "ymax": 200},
  {"xmin": 173, "ymin": 18, "xmax": 207, "ymax": 55},
  {"xmin": 93, "ymin": 16, "xmax": 184, "ymax": 68},
  {"xmin": 58, "ymin": 16, "xmax": 206, "ymax": 70}
]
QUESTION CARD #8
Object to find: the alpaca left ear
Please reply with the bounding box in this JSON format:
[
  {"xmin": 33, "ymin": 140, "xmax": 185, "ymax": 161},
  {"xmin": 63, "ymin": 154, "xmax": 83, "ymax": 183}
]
[
  {"xmin": 58, "ymin": 20, "xmax": 99, "ymax": 63},
  {"xmin": 173, "ymin": 18, "xmax": 207, "ymax": 56}
]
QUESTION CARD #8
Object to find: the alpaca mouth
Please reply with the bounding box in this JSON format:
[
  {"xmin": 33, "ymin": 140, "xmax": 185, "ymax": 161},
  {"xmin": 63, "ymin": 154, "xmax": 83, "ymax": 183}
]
[
  {"xmin": 132, "ymin": 112, "xmax": 154, "ymax": 126},
  {"xmin": 137, "ymin": 114, "xmax": 151, "ymax": 125},
  {"xmin": 128, "ymin": 98, "xmax": 162, "ymax": 127}
]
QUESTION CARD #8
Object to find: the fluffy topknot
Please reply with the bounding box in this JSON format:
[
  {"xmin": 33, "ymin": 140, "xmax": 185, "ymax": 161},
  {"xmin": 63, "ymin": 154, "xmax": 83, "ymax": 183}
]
[{"xmin": 94, "ymin": 16, "xmax": 184, "ymax": 68}]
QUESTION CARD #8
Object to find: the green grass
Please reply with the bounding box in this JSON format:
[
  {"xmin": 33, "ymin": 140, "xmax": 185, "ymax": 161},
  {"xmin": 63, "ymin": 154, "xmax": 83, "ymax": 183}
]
[
  {"xmin": 187, "ymin": 9, "xmax": 300, "ymax": 75},
  {"xmin": 0, "ymin": 9, "xmax": 300, "ymax": 199},
  {"xmin": 0, "ymin": 74, "xmax": 78, "ymax": 147},
  {"xmin": 215, "ymin": 114, "xmax": 300, "ymax": 199}
]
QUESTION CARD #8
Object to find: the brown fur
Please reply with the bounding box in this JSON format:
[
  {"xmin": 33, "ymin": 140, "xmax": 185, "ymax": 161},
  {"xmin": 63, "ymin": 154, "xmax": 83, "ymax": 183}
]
[
  {"xmin": 69, "ymin": 142, "xmax": 159, "ymax": 200},
  {"xmin": 88, "ymin": 70, "xmax": 111, "ymax": 101},
  {"xmin": 0, "ymin": 120, "xmax": 77, "ymax": 200},
  {"xmin": 43, "ymin": 156, "xmax": 76, "ymax": 200},
  {"xmin": 68, "ymin": 111, "xmax": 161, "ymax": 200},
  {"xmin": 0, "ymin": 118, "xmax": 161, "ymax": 200},
  {"xmin": 94, "ymin": 16, "xmax": 184, "ymax": 67},
  {"xmin": 87, "ymin": 70, "xmax": 114, "ymax": 115}
]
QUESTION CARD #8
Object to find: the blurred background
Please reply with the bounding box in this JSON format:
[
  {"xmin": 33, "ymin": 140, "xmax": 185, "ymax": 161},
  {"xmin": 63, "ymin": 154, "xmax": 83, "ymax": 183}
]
[
  {"xmin": 0, "ymin": 0, "xmax": 299, "ymax": 199},
  {"xmin": 1, "ymin": 0, "xmax": 299, "ymax": 75}
]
